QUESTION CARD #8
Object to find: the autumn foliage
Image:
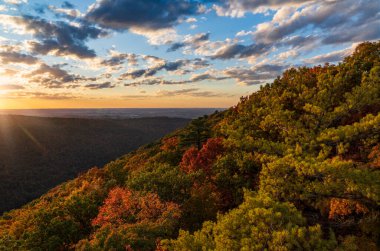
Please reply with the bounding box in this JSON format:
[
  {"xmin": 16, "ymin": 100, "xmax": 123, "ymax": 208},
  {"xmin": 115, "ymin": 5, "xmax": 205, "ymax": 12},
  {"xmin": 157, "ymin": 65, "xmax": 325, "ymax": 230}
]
[
  {"xmin": 160, "ymin": 137, "xmax": 180, "ymax": 152},
  {"xmin": 180, "ymin": 137, "xmax": 224, "ymax": 174},
  {"xmin": 329, "ymin": 198, "xmax": 369, "ymax": 220},
  {"xmin": 92, "ymin": 187, "xmax": 181, "ymax": 227},
  {"xmin": 368, "ymin": 144, "xmax": 380, "ymax": 168}
]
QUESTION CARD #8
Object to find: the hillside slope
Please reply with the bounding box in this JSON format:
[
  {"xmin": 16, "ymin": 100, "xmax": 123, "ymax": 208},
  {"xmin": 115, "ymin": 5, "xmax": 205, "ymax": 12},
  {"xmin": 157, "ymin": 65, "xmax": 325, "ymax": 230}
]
[
  {"xmin": 0, "ymin": 41, "xmax": 379, "ymax": 250},
  {"xmin": 0, "ymin": 116, "xmax": 189, "ymax": 213}
]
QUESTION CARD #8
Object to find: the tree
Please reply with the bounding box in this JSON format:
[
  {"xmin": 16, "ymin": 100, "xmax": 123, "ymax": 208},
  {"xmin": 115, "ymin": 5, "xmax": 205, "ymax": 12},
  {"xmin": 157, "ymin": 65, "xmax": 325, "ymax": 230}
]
[
  {"xmin": 162, "ymin": 191, "xmax": 337, "ymax": 251},
  {"xmin": 180, "ymin": 137, "xmax": 224, "ymax": 175},
  {"xmin": 78, "ymin": 187, "xmax": 181, "ymax": 250},
  {"xmin": 180, "ymin": 117, "xmax": 211, "ymax": 150}
]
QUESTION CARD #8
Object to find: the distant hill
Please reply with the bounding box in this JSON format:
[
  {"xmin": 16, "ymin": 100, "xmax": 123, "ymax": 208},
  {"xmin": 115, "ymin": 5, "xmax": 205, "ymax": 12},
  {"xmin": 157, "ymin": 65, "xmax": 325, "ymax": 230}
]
[
  {"xmin": 0, "ymin": 108, "xmax": 223, "ymax": 119},
  {"xmin": 0, "ymin": 41, "xmax": 379, "ymax": 250},
  {"xmin": 0, "ymin": 115, "xmax": 189, "ymax": 213}
]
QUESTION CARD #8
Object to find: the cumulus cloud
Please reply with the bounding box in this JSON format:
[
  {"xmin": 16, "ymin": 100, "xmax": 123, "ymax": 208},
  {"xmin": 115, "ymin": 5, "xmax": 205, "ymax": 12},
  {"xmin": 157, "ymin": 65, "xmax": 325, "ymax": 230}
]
[
  {"xmin": 121, "ymin": 58, "xmax": 209, "ymax": 79},
  {"xmin": 254, "ymin": 0, "xmax": 380, "ymax": 44},
  {"xmin": 0, "ymin": 51, "xmax": 39, "ymax": 65},
  {"xmin": 85, "ymin": 0, "xmax": 203, "ymax": 31},
  {"xmin": 167, "ymin": 32, "xmax": 210, "ymax": 52},
  {"xmin": 101, "ymin": 51, "xmax": 138, "ymax": 67},
  {"xmin": 1, "ymin": 0, "xmax": 377, "ymax": 101},
  {"xmin": 211, "ymin": 43, "xmax": 271, "ymax": 60},
  {"xmin": 25, "ymin": 63, "xmax": 91, "ymax": 88},
  {"xmin": 207, "ymin": 0, "xmax": 379, "ymax": 63},
  {"xmin": 214, "ymin": 0, "xmax": 313, "ymax": 17},
  {"xmin": 0, "ymin": 14, "xmax": 106, "ymax": 58}
]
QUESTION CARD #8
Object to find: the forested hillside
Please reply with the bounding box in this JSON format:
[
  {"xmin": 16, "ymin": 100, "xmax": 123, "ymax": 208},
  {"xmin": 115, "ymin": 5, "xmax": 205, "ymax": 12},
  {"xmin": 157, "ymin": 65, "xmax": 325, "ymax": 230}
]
[
  {"xmin": 0, "ymin": 116, "xmax": 189, "ymax": 213},
  {"xmin": 0, "ymin": 41, "xmax": 379, "ymax": 250}
]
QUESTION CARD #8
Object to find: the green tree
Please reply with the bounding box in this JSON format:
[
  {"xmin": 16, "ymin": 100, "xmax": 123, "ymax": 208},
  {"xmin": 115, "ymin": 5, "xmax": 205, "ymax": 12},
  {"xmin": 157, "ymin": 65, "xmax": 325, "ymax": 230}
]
[{"xmin": 162, "ymin": 191, "xmax": 337, "ymax": 251}]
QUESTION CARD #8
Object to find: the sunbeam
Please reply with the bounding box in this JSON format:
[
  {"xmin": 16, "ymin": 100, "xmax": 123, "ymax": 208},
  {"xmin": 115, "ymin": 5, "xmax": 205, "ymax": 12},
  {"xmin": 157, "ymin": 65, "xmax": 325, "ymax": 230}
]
[{"xmin": 16, "ymin": 123, "xmax": 47, "ymax": 154}]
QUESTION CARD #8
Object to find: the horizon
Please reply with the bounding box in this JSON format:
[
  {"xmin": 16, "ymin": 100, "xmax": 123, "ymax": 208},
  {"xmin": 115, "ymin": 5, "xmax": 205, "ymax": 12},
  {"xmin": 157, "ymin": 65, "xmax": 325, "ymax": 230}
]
[
  {"xmin": 0, "ymin": 107, "xmax": 226, "ymax": 110},
  {"xmin": 0, "ymin": 0, "xmax": 379, "ymax": 109},
  {"xmin": 0, "ymin": 107, "xmax": 224, "ymax": 119}
]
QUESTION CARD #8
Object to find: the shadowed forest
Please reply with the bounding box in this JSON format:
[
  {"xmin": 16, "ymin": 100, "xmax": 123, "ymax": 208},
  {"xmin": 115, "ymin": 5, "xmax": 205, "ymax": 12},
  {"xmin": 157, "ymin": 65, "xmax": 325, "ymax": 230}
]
[{"xmin": 0, "ymin": 116, "xmax": 189, "ymax": 213}]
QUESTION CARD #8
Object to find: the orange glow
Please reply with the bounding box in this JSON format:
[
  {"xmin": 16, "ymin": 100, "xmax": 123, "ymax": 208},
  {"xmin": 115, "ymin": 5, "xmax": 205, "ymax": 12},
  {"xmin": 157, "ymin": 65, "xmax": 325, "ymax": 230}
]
[{"xmin": 0, "ymin": 96, "xmax": 236, "ymax": 109}]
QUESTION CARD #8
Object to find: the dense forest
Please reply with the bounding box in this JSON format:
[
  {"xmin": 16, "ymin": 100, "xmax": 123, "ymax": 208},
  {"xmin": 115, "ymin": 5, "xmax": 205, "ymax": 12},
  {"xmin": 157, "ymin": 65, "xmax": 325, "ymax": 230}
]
[
  {"xmin": 0, "ymin": 41, "xmax": 379, "ymax": 250},
  {"xmin": 0, "ymin": 116, "xmax": 189, "ymax": 213}
]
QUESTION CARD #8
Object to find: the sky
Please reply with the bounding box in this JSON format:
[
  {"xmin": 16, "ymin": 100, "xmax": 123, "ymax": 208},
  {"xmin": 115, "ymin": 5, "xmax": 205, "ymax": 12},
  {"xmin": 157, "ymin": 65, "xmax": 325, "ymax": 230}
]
[{"xmin": 0, "ymin": 0, "xmax": 379, "ymax": 109}]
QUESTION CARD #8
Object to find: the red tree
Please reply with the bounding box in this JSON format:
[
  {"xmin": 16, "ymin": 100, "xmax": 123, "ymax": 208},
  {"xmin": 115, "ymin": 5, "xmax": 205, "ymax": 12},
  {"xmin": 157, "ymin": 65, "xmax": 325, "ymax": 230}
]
[
  {"xmin": 92, "ymin": 187, "xmax": 181, "ymax": 227},
  {"xmin": 180, "ymin": 138, "xmax": 224, "ymax": 175}
]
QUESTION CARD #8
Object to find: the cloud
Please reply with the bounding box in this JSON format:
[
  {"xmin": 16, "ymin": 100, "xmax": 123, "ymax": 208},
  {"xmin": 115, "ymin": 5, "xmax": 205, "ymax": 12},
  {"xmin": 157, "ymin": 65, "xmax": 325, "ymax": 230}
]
[
  {"xmin": 121, "ymin": 58, "xmax": 209, "ymax": 79},
  {"xmin": 62, "ymin": 1, "xmax": 74, "ymax": 9},
  {"xmin": 4, "ymin": 91, "xmax": 78, "ymax": 100},
  {"xmin": 156, "ymin": 88, "xmax": 227, "ymax": 97},
  {"xmin": 254, "ymin": 0, "xmax": 380, "ymax": 44},
  {"xmin": 204, "ymin": 0, "xmax": 379, "ymax": 63},
  {"xmin": 214, "ymin": 0, "xmax": 312, "ymax": 17},
  {"xmin": 85, "ymin": 0, "xmax": 203, "ymax": 31},
  {"xmin": 303, "ymin": 47, "xmax": 353, "ymax": 64},
  {"xmin": 223, "ymin": 63, "xmax": 289, "ymax": 85},
  {"xmin": 190, "ymin": 72, "xmax": 229, "ymax": 82},
  {"xmin": 185, "ymin": 17, "xmax": 198, "ymax": 23},
  {"xmin": 321, "ymin": 18, "xmax": 380, "ymax": 45},
  {"xmin": 122, "ymin": 87, "xmax": 231, "ymax": 99},
  {"xmin": 236, "ymin": 30, "xmax": 254, "ymax": 37},
  {"xmin": 48, "ymin": 5, "xmax": 82, "ymax": 19},
  {"xmin": 129, "ymin": 27, "xmax": 179, "ymax": 45},
  {"xmin": 101, "ymin": 52, "xmax": 138, "ymax": 67},
  {"xmin": 279, "ymin": 35, "xmax": 318, "ymax": 49},
  {"xmin": 125, "ymin": 78, "xmax": 191, "ymax": 87},
  {"xmin": 0, "ymin": 84, "xmax": 24, "ymax": 90},
  {"xmin": 121, "ymin": 94, "xmax": 152, "ymax": 100},
  {"xmin": 1, "ymin": 69, "xmax": 18, "ymax": 76},
  {"xmin": 211, "ymin": 43, "xmax": 271, "ymax": 60},
  {"xmin": 167, "ymin": 32, "xmax": 210, "ymax": 52},
  {"xmin": 1, "ymin": 15, "xmax": 106, "ymax": 58},
  {"xmin": 3, "ymin": 0, "xmax": 28, "ymax": 4},
  {"xmin": 125, "ymin": 70, "xmax": 228, "ymax": 87},
  {"xmin": 85, "ymin": 82, "xmax": 115, "ymax": 89},
  {"xmin": 0, "ymin": 51, "xmax": 39, "ymax": 65},
  {"xmin": 25, "ymin": 63, "xmax": 91, "ymax": 88}
]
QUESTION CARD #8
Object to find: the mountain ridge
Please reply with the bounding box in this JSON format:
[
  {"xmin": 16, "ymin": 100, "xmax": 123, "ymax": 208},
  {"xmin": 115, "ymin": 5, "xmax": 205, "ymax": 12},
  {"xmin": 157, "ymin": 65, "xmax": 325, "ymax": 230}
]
[{"xmin": 0, "ymin": 41, "xmax": 379, "ymax": 250}]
